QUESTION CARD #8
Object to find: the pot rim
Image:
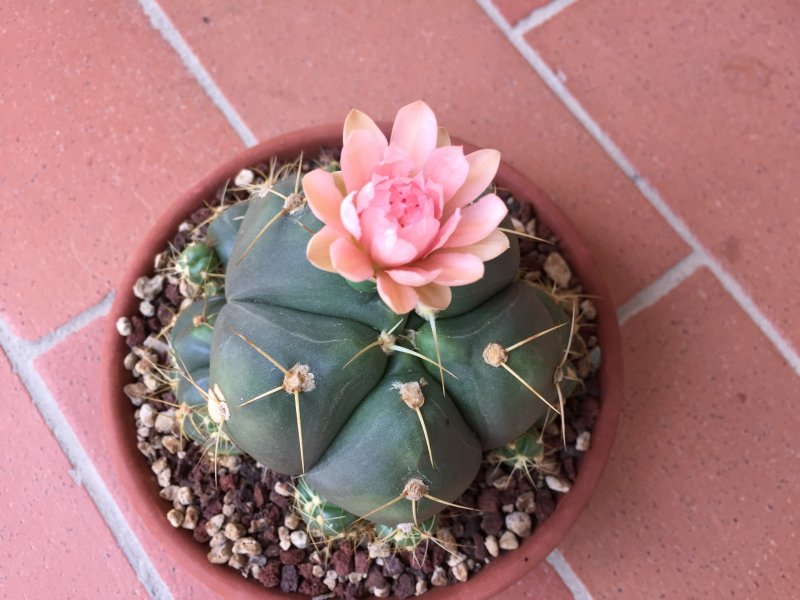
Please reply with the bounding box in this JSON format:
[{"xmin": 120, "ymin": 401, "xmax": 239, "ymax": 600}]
[{"xmin": 100, "ymin": 124, "xmax": 622, "ymax": 600}]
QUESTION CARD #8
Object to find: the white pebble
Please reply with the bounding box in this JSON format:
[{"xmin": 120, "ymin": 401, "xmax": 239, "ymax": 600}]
[
  {"xmin": 182, "ymin": 506, "xmax": 199, "ymax": 530},
  {"xmin": 234, "ymin": 168, "xmax": 255, "ymax": 187},
  {"xmin": 166, "ymin": 508, "xmax": 184, "ymax": 528},
  {"xmin": 278, "ymin": 526, "xmax": 292, "ymax": 551},
  {"xmin": 154, "ymin": 413, "xmax": 174, "ymax": 434},
  {"xmin": 232, "ymin": 537, "xmax": 262, "ymax": 556},
  {"xmin": 368, "ymin": 541, "xmax": 391, "ymax": 559},
  {"xmin": 576, "ymin": 431, "xmax": 591, "ymax": 452},
  {"xmin": 484, "ymin": 535, "xmax": 499, "ymax": 557},
  {"xmin": 123, "ymin": 352, "xmax": 137, "ymax": 370},
  {"xmin": 157, "ymin": 468, "xmax": 172, "ymax": 488},
  {"xmin": 323, "ymin": 570, "xmax": 338, "ymax": 591},
  {"xmin": 116, "ymin": 317, "xmax": 132, "ymax": 336},
  {"xmin": 224, "ymin": 522, "xmax": 245, "ymax": 541},
  {"xmin": 207, "ymin": 543, "xmax": 232, "ymax": 564},
  {"xmin": 373, "ymin": 585, "xmax": 390, "ymax": 598},
  {"xmin": 290, "ymin": 530, "xmax": 308, "ymax": 549},
  {"xmin": 498, "ymin": 530, "xmax": 519, "ymax": 550},
  {"xmin": 139, "ymin": 300, "xmax": 155, "ymax": 317},
  {"xmin": 273, "ymin": 481, "xmax": 292, "ymax": 496},
  {"xmin": 138, "ymin": 403, "xmax": 156, "ymax": 428},
  {"xmin": 176, "ymin": 486, "xmax": 194, "ymax": 506},
  {"xmin": 505, "ymin": 512, "xmax": 532, "ymax": 538},
  {"xmin": 416, "ymin": 579, "xmax": 428, "ymax": 595},
  {"xmin": 544, "ymin": 252, "xmax": 572, "ymax": 288},
  {"xmin": 545, "ymin": 475, "xmax": 572, "ymax": 493},
  {"xmin": 430, "ymin": 566, "xmax": 447, "ymax": 586},
  {"xmin": 205, "ymin": 514, "xmax": 225, "ymax": 536},
  {"xmin": 451, "ymin": 562, "xmax": 469, "ymax": 582},
  {"xmin": 284, "ymin": 513, "xmax": 300, "ymax": 530},
  {"xmin": 446, "ymin": 552, "xmax": 467, "ymax": 567}
]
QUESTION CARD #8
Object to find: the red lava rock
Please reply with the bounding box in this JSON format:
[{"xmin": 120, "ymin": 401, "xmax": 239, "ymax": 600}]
[
  {"xmin": 365, "ymin": 566, "xmax": 387, "ymax": 590},
  {"xmin": 280, "ymin": 564, "xmax": 299, "ymax": 593},
  {"xmin": 257, "ymin": 561, "xmax": 280, "ymax": 588},
  {"xmin": 299, "ymin": 579, "xmax": 327, "ymax": 596},
  {"xmin": 331, "ymin": 547, "xmax": 353, "ymax": 576},
  {"xmin": 219, "ymin": 473, "xmax": 236, "ymax": 492},
  {"xmin": 354, "ymin": 550, "xmax": 370, "ymax": 574},
  {"xmin": 473, "ymin": 533, "xmax": 488, "ymax": 561},
  {"xmin": 156, "ymin": 302, "xmax": 173, "ymax": 327},
  {"xmin": 535, "ymin": 487, "xmax": 556, "ymax": 522},
  {"xmin": 297, "ymin": 563, "xmax": 315, "ymax": 579},
  {"xmin": 481, "ymin": 511, "xmax": 504, "ymax": 535},
  {"xmin": 269, "ymin": 490, "xmax": 289, "ymax": 508},
  {"xmin": 192, "ymin": 522, "xmax": 210, "ymax": 544},
  {"xmin": 126, "ymin": 316, "xmax": 146, "ymax": 346},
  {"xmin": 164, "ymin": 283, "xmax": 181, "ymax": 306},
  {"xmin": 279, "ymin": 548, "xmax": 305, "ymax": 565},
  {"xmin": 394, "ymin": 573, "xmax": 416, "ymax": 599},
  {"xmin": 253, "ymin": 483, "xmax": 266, "ymax": 508},
  {"xmin": 478, "ymin": 488, "xmax": 500, "ymax": 512}
]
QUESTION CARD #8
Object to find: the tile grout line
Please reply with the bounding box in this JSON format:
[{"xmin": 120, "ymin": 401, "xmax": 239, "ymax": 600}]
[
  {"xmin": 547, "ymin": 549, "xmax": 595, "ymax": 600},
  {"xmin": 514, "ymin": 0, "xmax": 579, "ymax": 34},
  {"xmin": 477, "ymin": 0, "xmax": 800, "ymax": 377},
  {"xmin": 137, "ymin": 0, "xmax": 258, "ymax": 148},
  {"xmin": 617, "ymin": 251, "xmax": 704, "ymax": 325},
  {"xmin": 0, "ymin": 305, "xmax": 172, "ymax": 600}
]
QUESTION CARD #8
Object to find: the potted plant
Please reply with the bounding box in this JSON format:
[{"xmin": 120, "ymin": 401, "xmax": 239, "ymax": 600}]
[{"xmin": 102, "ymin": 101, "xmax": 622, "ymax": 599}]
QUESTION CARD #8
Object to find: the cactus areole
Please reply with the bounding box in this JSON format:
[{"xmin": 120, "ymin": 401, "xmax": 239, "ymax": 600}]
[{"xmin": 170, "ymin": 102, "xmax": 576, "ymax": 528}]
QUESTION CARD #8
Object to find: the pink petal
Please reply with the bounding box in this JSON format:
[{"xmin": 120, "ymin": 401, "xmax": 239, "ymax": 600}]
[
  {"xmin": 330, "ymin": 238, "xmax": 374, "ymax": 282},
  {"xmin": 429, "ymin": 208, "xmax": 461, "ymax": 253},
  {"xmin": 399, "ymin": 216, "xmax": 440, "ymax": 255},
  {"xmin": 389, "ymin": 101, "xmax": 437, "ymax": 173},
  {"xmin": 377, "ymin": 272, "xmax": 419, "ymax": 314},
  {"xmin": 371, "ymin": 231, "xmax": 418, "ymax": 268},
  {"xmin": 343, "ymin": 109, "xmax": 388, "ymax": 146},
  {"xmin": 443, "ymin": 194, "xmax": 508, "ymax": 248},
  {"xmin": 444, "ymin": 149, "xmax": 501, "ymax": 217},
  {"xmin": 340, "ymin": 191, "xmax": 362, "ymax": 239},
  {"xmin": 386, "ymin": 267, "xmax": 443, "ymax": 287},
  {"xmin": 416, "ymin": 283, "xmax": 452, "ymax": 311},
  {"xmin": 414, "ymin": 252, "xmax": 485, "ymax": 286},
  {"xmin": 303, "ymin": 169, "xmax": 347, "ymax": 235},
  {"xmin": 306, "ymin": 226, "xmax": 339, "ymax": 272},
  {"xmin": 455, "ymin": 228, "xmax": 510, "ymax": 261},
  {"xmin": 341, "ymin": 129, "xmax": 387, "ymax": 191},
  {"xmin": 422, "ymin": 146, "xmax": 469, "ymax": 201}
]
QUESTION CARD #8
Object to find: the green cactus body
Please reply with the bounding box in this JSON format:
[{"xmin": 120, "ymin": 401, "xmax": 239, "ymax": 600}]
[
  {"xmin": 170, "ymin": 171, "xmax": 574, "ymax": 529},
  {"xmin": 176, "ymin": 242, "xmax": 220, "ymax": 285},
  {"xmin": 294, "ymin": 477, "xmax": 358, "ymax": 539}
]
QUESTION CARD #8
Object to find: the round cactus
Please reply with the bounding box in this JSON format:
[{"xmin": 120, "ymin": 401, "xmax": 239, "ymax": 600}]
[{"xmin": 171, "ymin": 171, "xmax": 573, "ymax": 528}]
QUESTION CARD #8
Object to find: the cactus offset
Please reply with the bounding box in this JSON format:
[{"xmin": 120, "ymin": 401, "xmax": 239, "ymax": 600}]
[{"xmin": 169, "ymin": 102, "xmax": 579, "ymax": 540}]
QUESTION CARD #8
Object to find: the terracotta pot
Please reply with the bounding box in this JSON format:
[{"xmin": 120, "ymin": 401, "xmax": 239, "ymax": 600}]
[{"xmin": 101, "ymin": 124, "xmax": 622, "ymax": 599}]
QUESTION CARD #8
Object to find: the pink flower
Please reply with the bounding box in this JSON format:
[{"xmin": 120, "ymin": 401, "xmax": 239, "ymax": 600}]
[{"xmin": 303, "ymin": 101, "xmax": 509, "ymax": 315}]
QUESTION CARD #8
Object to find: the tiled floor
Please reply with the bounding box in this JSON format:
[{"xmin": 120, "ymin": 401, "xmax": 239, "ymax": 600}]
[{"xmin": 1, "ymin": 1, "xmax": 797, "ymax": 599}]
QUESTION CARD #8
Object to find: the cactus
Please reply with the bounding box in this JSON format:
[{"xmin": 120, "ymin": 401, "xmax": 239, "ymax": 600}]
[{"xmin": 170, "ymin": 166, "xmax": 576, "ymax": 531}]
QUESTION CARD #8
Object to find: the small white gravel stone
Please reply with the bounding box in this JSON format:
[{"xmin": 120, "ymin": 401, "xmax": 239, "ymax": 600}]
[
  {"xmin": 436, "ymin": 528, "xmax": 457, "ymax": 554},
  {"xmin": 157, "ymin": 467, "xmax": 172, "ymax": 488},
  {"xmin": 138, "ymin": 403, "xmax": 156, "ymax": 428},
  {"xmin": 116, "ymin": 317, "xmax": 132, "ymax": 336},
  {"xmin": 516, "ymin": 491, "xmax": 536, "ymax": 513},
  {"xmin": 123, "ymin": 352, "xmax": 138, "ymax": 370},
  {"xmin": 159, "ymin": 485, "xmax": 177, "ymax": 501},
  {"xmin": 451, "ymin": 562, "xmax": 469, "ymax": 582},
  {"xmin": 312, "ymin": 564, "xmax": 325, "ymax": 578},
  {"xmin": 151, "ymin": 457, "xmax": 168, "ymax": 475},
  {"xmin": 368, "ymin": 541, "xmax": 391, "ymax": 559},
  {"xmin": 206, "ymin": 514, "xmax": 225, "ymax": 536},
  {"xmin": 218, "ymin": 455, "xmax": 241, "ymax": 473},
  {"xmin": 484, "ymin": 535, "xmax": 500, "ymax": 557},
  {"xmin": 576, "ymin": 431, "xmax": 592, "ymax": 452},
  {"xmin": 207, "ymin": 543, "xmax": 232, "ymax": 564},
  {"xmin": 273, "ymin": 481, "xmax": 292, "ymax": 496},
  {"xmin": 290, "ymin": 530, "xmax": 308, "ymax": 549},
  {"xmin": 501, "ymin": 503, "xmax": 514, "ymax": 513},
  {"xmin": 161, "ymin": 435, "xmax": 180, "ymax": 454},
  {"xmin": 347, "ymin": 572, "xmax": 362, "ymax": 584},
  {"xmin": 278, "ymin": 526, "xmax": 292, "ymax": 551},
  {"xmin": 232, "ymin": 538, "xmax": 262, "ymax": 556},
  {"xmin": 227, "ymin": 553, "xmax": 247, "ymax": 570},
  {"xmin": 182, "ymin": 506, "xmax": 199, "ymax": 530},
  {"xmin": 284, "ymin": 513, "xmax": 300, "ymax": 530},
  {"xmin": 505, "ymin": 512, "xmax": 532, "ymax": 538},
  {"xmin": 224, "ymin": 522, "xmax": 245, "ymax": 541},
  {"xmin": 154, "ymin": 413, "xmax": 174, "ymax": 434},
  {"xmin": 166, "ymin": 508, "xmax": 184, "ymax": 528},
  {"xmin": 415, "ymin": 579, "xmax": 428, "ymax": 595},
  {"xmin": 209, "ymin": 532, "xmax": 227, "ymax": 548},
  {"xmin": 545, "ymin": 475, "xmax": 572, "ymax": 493},
  {"xmin": 580, "ymin": 299, "xmax": 597, "ymax": 320},
  {"xmin": 143, "ymin": 374, "xmax": 159, "ymax": 392},
  {"xmin": 430, "ymin": 566, "xmax": 448, "ymax": 586},
  {"xmin": 323, "ymin": 570, "xmax": 338, "ymax": 591},
  {"xmin": 176, "ymin": 486, "xmax": 194, "ymax": 506},
  {"xmin": 373, "ymin": 586, "xmax": 390, "ymax": 598},
  {"xmin": 446, "ymin": 552, "xmax": 467, "ymax": 567},
  {"xmin": 234, "ymin": 168, "xmax": 255, "ymax": 187},
  {"xmin": 139, "ymin": 300, "xmax": 155, "ymax": 317},
  {"xmin": 133, "ymin": 275, "xmax": 164, "ymax": 301},
  {"xmin": 544, "ymin": 252, "xmax": 572, "ymax": 288},
  {"xmin": 498, "ymin": 530, "xmax": 519, "ymax": 550}
]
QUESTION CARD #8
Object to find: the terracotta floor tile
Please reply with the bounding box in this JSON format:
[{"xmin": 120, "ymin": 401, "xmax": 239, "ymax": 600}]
[
  {"xmin": 159, "ymin": 0, "xmax": 689, "ymax": 307},
  {"xmin": 492, "ymin": 560, "xmax": 572, "ymax": 599},
  {"xmin": 560, "ymin": 268, "xmax": 800, "ymax": 598},
  {"xmin": 0, "ymin": 2, "xmax": 242, "ymax": 340},
  {"xmin": 527, "ymin": 0, "xmax": 800, "ymax": 348},
  {"xmin": 0, "ymin": 349, "xmax": 145, "ymax": 598},
  {"xmin": 35, "ymin": 320, "xmax": 216, "ymax": 599},
  {"xmin": 494, "ymin": 0, "xmax": 551, "ymax": 26}
]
